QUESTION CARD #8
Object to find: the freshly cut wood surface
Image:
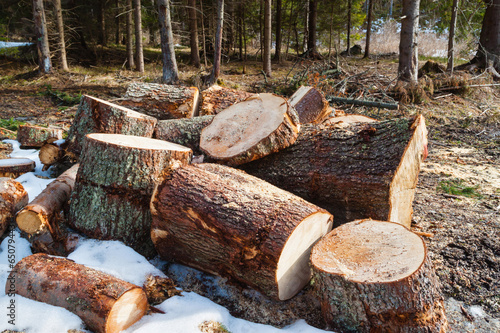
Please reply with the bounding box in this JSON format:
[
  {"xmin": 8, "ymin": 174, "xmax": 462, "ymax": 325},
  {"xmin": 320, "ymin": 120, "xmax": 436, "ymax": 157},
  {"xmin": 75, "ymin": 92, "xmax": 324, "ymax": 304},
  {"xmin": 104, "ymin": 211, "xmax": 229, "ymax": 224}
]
[
  {"xmin": 151, "ymin": 163, "xmax": 333, "ymax": 300},
  {"xmin": 288, "ymin": 86, "xmax": 330, "ymax": 124},
  {"xmin": 199, "ymin": 85, "xmax": 254, "ymax": 116},
  {"xmin": 120, "ymin": 82, "xmax": 200, "ymax": 119},
  {"xmin": 321, "ymin": 114, "xmax": 378, "ymax": 126},
  {"xmin": 6, "ymin": 253, "xmax": 148, "ymax": 333},
  {"xmin": 200, "ymin": 93, "xmax": 300, "ymax": 165},
  {"xmin": 16, "ymin": 124, "xmax": 63, "ymax": 148},
  {"xmin": 0, "ymin": 158, "xmax": 35, "ymax": 178},
  {"xmin": 241, "ymin": 115, "xmax": 428, "ymax": 228},
  {"xmin": 66, "ymin": 95, "xmax": 157, "ymax": 155},
  {"xmin": 0, "ymin": 177, "xmax": 28, "ymax": 237},
  {"xmin": 311, "ymin": 219, "xmax": 448, "ymax": 333}
]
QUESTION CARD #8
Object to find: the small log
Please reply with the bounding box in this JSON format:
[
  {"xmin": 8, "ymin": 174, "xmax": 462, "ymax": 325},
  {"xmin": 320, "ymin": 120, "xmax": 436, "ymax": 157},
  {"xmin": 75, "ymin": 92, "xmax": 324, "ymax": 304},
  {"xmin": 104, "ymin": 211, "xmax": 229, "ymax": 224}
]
[
  {"xmin": 0, "ymin": 158, "xmax": 35, "ymax": 178},
  {"xmin": 68, "ymin": 134, "xmax": 192, "ymax": 257},
  {"xmin": 120, "ymin": 82, "xmax": 200, "ymax": 120},
  {"xmin": 199, "ymin": 85, "xmax": 254, "ymax": 116},
  {"xmin": 66, "ymin": 95, "xmax": 158, "ymax": 156},
  {"xmin": 6, "ymin": 253, "xmax": 148, "ymax": 333},
  {"xmin": 16, "ymin": 124, "xmax": 63, "ymax": 148},
  {"xmin": 0, "ymin": 177, "xmax": 28, "ymax": 236},
  {"xmin": 151, "ymin": 163, "xmax": 333, "ymax": 300},
  {"xmin": 200, "ymin": 93, "xmax": 300, "ymax": 166},
  {"xmin": 311, "ymin": 219, "xmax": 448, "ymax": 333},
  {"xmin": 288, "ymin": 86, "xmax": 330, "ymax": 124},
  {"xmin": 321, "ymin": 114, "xmax": 378, "ymax": 126},
  {"xmin": 39, "ymin": 139, "xmax": 68, "ymax": 171},
  {"xmin": 327, "ymin": 96, "xmax": 399, "ymax": 110}
]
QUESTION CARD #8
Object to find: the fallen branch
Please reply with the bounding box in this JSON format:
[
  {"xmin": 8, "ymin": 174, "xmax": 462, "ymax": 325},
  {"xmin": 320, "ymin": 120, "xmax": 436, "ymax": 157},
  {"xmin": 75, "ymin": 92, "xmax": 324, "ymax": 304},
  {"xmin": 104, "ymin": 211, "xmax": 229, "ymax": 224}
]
[{"xmin": 327, "ymin": 96, "xmax": 399, "ymax": 110}]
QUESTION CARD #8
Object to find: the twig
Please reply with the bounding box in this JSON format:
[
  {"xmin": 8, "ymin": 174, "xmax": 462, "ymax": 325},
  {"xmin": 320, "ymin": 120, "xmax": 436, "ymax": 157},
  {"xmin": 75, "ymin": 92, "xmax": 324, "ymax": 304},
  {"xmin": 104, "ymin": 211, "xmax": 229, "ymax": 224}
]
[
  {"xmin": 433, "ymin": 93, "xmax": 453, "ymax": 100},
  {"xmin": 413, "ymin": 231, "xmax": 434, "ymax": 238}
]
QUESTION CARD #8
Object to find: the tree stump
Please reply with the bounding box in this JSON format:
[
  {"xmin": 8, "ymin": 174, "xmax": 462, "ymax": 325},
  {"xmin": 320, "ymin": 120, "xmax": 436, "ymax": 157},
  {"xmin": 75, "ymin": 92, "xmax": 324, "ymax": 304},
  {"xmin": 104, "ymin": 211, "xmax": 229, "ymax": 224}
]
[
  {"xmin": 68, "ymin": 134, "xmax": 192, "ymax": 257},
  {"xmin": 151, "ymin": 163, "xmax": 333, "ymax": 300},
  {"xmin": 311, "ymin": 219, "xmax": 448, "ymax": 333},
  {"xmin": 199, "ymin": 85, "xmax": 254, "ymax": 116},
  {"xmin": 0, "ymin": 177, "xmax": 28, "ymax": 237},
  {"xmin": 200, "ymin": 93, "xmax": 300, "ymax": 166},
  {"xmin": 289, "ymin": 86, "xmax": 330, "ymax": 124},
  {"xmin": 0, "ymin": 158, "xmax": 35, "ymax": 178},
  {"xmin": 16, "ymin": 124, "xmax": 63, "ymax": 148},
  {"xmin": 6, "ymin": 253, "xmax": 148, "ymax": 333},
  {"xmin": 66, "ymin": 95, "xmax": 157, "ymax": 155},
  {"xmin": 120, "ymin": 82, "xmax": 200, "ymax": 120},
  {"xmin": 241, "ymin": 115, "xmax": 428, "ymax": 228}
]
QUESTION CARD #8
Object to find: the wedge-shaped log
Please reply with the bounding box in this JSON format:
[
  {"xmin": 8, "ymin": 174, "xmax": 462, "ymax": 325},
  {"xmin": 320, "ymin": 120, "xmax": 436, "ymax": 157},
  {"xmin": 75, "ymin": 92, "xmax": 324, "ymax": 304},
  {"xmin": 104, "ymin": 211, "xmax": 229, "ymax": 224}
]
[
  {"xmin": 289, "ymin": 86, "xmax": 330, "ymax": 124},
  {"xmin": 17, "ymin": 124, "xmax": 63, "ymax": 148},
  {"xmin": 68, "ymin": 134, "xmax": 192, "ymax": 257},
  {"xmin": 120, "ymin": 82, "xmax": 200, "ymax": 120},
  {"xmin": 311, "ymin": 219, "xmax": 448, "ymax": 333},
  {"xmin": 241, "ymin": 115, "xmax": 428, "ymax": 228},
  {"xmin": 200, "ymin": 93, "xmax": 300, "ymax": 166},
  {"xmin": 199, "ymin": 85, "xmax": 254, "ymax": 116},
  {"xmin": 0, "ymin": 158, "xmax": 35, "ymax": 178},
  {"xmin": 6, "ymin": 253, "xmax": 148, "ymax": 333},
  {"xmin": 0, "ymin": 177, "xmax": 28, "ymax": 236},
  {"xmin": 66, "ymin": 95, "xmax": 157, "ymax": 155},
  {"xmin": 151, "ymin": 163, "xmax": 333, "ymax": 300}
]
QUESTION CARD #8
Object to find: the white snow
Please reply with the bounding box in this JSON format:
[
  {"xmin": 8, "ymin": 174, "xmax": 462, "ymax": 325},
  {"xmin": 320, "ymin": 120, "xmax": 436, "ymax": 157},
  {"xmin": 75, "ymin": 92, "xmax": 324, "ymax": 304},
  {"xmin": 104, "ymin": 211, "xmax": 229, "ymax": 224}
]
[{"xmin": 0, "ymin": 140, "xmax": 330, "ymax": 333}]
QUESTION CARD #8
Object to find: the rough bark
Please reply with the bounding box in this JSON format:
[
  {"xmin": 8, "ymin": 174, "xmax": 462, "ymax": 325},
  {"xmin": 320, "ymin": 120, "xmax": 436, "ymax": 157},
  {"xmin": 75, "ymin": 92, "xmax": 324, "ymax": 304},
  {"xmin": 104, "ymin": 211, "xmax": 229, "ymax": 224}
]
[
  {"xmin": 364, "ymin": 0, "xmax": 374, "ymax": 59},
  {"xmin": 68, "ymin": 134, "xmax": 192, "ymax": 257},
  {"xmin": 0, "ymin": 158, "xmax": 35, "ymax": 178},
  {"xmin": 263, "ymin": 0, "xmax": 272, "ymax": 77},
  {"xmin": 241, "ymin": 116, "xmax": 428, "ymax": 228},
  {"xmin": 398, "ymin": 0, "xmax": 421, "ymax": 82},
  {"xmin": 199, "ymin": 85, "xmax": 254, "ymax": 116},
  {"xmin": 200, "ymin": 93, "xmax": 300, "ymax": 166},
  {"xmin": 126, "ymin": 0, "xmax": 135, "ymax": 69},
  {"xmin": 134, "ymin": 0, "xmax": 144, "ymax": 73},
  {"xmin": 6, "ymin": 253, "xmax": 148, "ymax": 333},
  {"xmin": 66, "ymin": 95, "xmax": 157, "ymax": 156},
  {"xmin": 289, "ymin": 86, "xmax": 330, "ymax": 124},
  {"xmin": 120, "ymin": 82, "xmax": 200, "ymax": 120},
  {"xmin": 151, "ymin": 163, "xmax": 333, "ymax": 300},
  {"xmin": 33, "ymin": 0, "xmax": 52, "ymax": 73},
  {"xmin": 311, "ymin": 219, "xmax": 448, "ymax": 333},
  {"xmin": 52, "ymin": 0, "xmax": 68, "ymax": 71},
  {"xmin": 16, "ymin": 124, "xmax": 63, "ymax": 148},
  {"xmin": 273, "ymin": 0, "xmax": 282, "ymax": 62},
  {"xmin": 307, "ymin": 0, "xmax": 318, "ymax": 56},
  {"xmin": 0, "ymin": 178, "xmax": 28, "ymax": 237},
  {"xmin": 206, "ymin": 0, "xmax": 224, "ymax": 86},
  {"xmin": 158, "ymin": 0, "xmax": 179, "ymax": 83},
  {"xmin": 188, "ymin": 0, "xmax": 200, "ymax": 68}
]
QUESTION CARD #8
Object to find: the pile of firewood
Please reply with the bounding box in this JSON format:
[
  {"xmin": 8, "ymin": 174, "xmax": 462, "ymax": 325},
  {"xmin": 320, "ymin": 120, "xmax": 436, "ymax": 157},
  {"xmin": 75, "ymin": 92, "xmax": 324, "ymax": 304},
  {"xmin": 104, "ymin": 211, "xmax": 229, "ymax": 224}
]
[{"xmin": 1, "ymin": 82, "xmax": 448, "ymax": 332}]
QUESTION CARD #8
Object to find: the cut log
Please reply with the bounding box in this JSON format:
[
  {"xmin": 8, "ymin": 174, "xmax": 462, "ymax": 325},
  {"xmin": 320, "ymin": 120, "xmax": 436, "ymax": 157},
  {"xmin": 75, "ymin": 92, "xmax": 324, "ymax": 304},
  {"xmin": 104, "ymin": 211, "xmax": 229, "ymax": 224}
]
[
  {"xmin": 151, "ymin": 163, "xmax": 333, "ymax": 300},
  {"xmin": 199, "ymin": 85, "xmax": 255, "ymax": 116},
  {"xmin": 6, "ymin": 253, "xmax": 148, "ymax": 333},
  {"xmin": 321, "ymin": 114, "xmax": 378, "ymax": 126},
  {"xmin": 0, "ymin": 177, "xmax": 28, "ymax": 237},
  {"xmin": 68, "ymin": 134, "xmax": 192, "ymax": 257},
  {"xmin": 200, "ymin": 93, "xmax": 300, "ymax": 166},
  {"xmin": 288, "ymin": 86, "xmax": 330, "ymax": 124},
  {"xmin": 311, "ymin": 219, "xmax": 448, "ymax": 333},
  {"xmin": 66, "ymin": 95, "xmax": 158, "ymax": 156},
  {"xmin": 241, "ymin": 115, "xmax": 428, "ymax": 228},
  {"xmin": 154, "ymin": 115, "xmax": 214, "ymax": 156},
  {"xmin": 16, "ymin": 124, "xmax": 63, "ymax": 148},
  {"xmin": 38, "ymin": 139, "xmax": 70, "ymax": 171},
  {"xmin": 119, "ymin": 82, "xmax": 200, "ymax": 120},
  {"xmin": 0, "ymin": 158, "xmax": 35, "ymax": 178}
]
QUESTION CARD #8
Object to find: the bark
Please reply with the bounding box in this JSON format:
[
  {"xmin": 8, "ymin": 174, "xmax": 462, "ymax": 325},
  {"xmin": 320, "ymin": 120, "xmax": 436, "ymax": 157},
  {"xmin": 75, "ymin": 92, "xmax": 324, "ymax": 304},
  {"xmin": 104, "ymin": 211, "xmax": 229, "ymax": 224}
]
[
  {"xmin": 199, "ymin": 85, "xmax": 254, "ymax": 116},
  {"xmin": 98, "ymin": 1, "xmax": 107, "ymax": 46},
  {"xmin": 307, "ymin": 0, "xmax": 318, "ymax": 55},
  {"xmin": 263, "ymin": 0, "xmax": 272, "ymax": 77},
  {"xmin": 7, "ymin": 253, "xmax": 148, "ymax": 333},
  {"xmin": 364, "ymin": 0, "xmax": 374, "ymax": 59},
  {"xmin": 274, "ymin": 0, "xmax": 282, "ymax": 62},
  {"xmin": 0, "ymin": 158, "xmax": 36, "ymax": 178},
  {"xmin": 66, "ymin": 95, "xmax": 157, "ymax": 156},
  {"xmin": 16, "ymin": 124, "xmax": 63, "ymax": 148},
  {"xmin": 52, "ymin": 0, "xmax": 68, "ymax": 71},
  {"xmin": 151, "ymin": 163, "xmax": 333, "ymax": 300},
  {"xmin": 311, "ymin": 219, "xmax": 448, "ymax": 333},
  {"xmin": 120, "ymin": 83, "xmax": 200, "ymax": 119},
  {"xmin": 134, "ymin": 0, "xmax": 144, "ymax": 73},
  {"xmin": 200, "ymin": 93, "xmax": 300, "ymax": 166},
  {"xmin": 398, "ymin": 0, "xmax": 421, "ymax": 82},
  {"xmin": 0, "ymin": 178, "xmax": 28, "ymax": 237},
  {"xmin": 68, "ymin": 134, "xmax": 192, "ymax": 257},
  {"xmin": 206, "ymin": 0, "xmax": 224, "ymax": 86},
  {"xmin": 158, "ymin": 0, "xmax": 179, "ymax": 83},
  {"xmin": 289, "ymin": 86, "xmax": 330, "ymax": 124},
  {"xmin": 33, "ymin": 0, "xmax": 52, "ymax": 74},
  {"xmin": 188, "ymin": 0, "xmax": 200, "ymax": 68},
  {"xmin": 241, "ymin": 116, "xmax": 428, "ymax": 228},
  {"xmin": 115, "ymin": 0, "xmax": 121, "ymax": 44},
  {"xmin": 447, "ymin": 0, "xmax": 459, "ymax": 71},
  {"xmin": 126, "ymin": 0, "xmax": 135, "ymax": 69},
  {"xmin": 346, "ymin": 0, "xmax": 352, "ymax": 56}
]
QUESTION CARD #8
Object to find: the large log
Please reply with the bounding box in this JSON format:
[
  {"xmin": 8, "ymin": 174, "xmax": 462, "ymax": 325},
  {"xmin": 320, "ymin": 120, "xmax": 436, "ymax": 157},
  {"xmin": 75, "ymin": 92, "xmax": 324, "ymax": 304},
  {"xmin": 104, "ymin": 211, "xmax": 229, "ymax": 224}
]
[
  {"xmin": 0, "ymin": 158, "xmax": 35, "ymax": 178},
  {"xmin": 311, "ymin": 219, "xmax": 448, "ymax": 332},
  {"xmin": 16, "ymin": 124, "xmax": 63, "ymax": 148},
  {"xmin": 66, "ymin": 95, "xmax": 157, "ymax": 156},
  {"xmin": 241, "ymin": 115, "xmax": 428, "ymax": 228},
  {"xmin": 68, "ymin": 134, "xmax": 192, "ymax": 257},
  {"xmin": 288, "ymin": 86, "xmax": 330, "ymax": 124},
  {"xmin": 199, "ymin": 85, "xmax": 254, "ymax": 116},
  {"xmin": 200, "ymin": 93, "xmax": 300, "ymax": 166},
  {"xmin": 0, "ymin": 177, "xmax": 28, "ymax": 237},
  {"xmin": 6, "ymin": 253, "xmax": 148, "ymax": 333},
  {"xmin": 119, "ymin": 82, "xmax": 200, "ymax": 120},
  {"xmin": 151, "ymin": 163, "xmax": 333, "ymax": 300}
]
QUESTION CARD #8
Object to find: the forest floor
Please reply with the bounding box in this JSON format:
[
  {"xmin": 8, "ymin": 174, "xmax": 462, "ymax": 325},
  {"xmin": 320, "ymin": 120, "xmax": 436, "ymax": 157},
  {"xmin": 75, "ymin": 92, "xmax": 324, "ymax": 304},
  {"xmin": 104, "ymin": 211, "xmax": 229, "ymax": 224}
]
[{"xmin": 0, "ymin": 47, "xmax": 499, "ymax": 332}]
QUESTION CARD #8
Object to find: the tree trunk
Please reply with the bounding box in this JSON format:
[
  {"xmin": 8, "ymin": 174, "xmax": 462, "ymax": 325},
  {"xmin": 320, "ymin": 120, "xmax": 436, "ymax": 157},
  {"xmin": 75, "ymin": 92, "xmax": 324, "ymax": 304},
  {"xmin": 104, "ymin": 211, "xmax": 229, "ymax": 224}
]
[
  {"xmin": 289, "ymin": 86, "xmax": 330, "ymax": 124},
  {"xmin": 66, "ymin": 95, "xmax": 157, "ymax": 156},
  {"xmin": 33, "ymin": 0, "xmax": 52, "ymax": 74},
  {"xmin": 16, "ymin": 124, "xmax": 63, "ymax": 148},
  {"xmin": 51, "ymin": 0, "xmax": 68, "ymax": 71},
  {"xmin": 7, "ymin": 253, "xmax": 148, "ymax": 333},
  {"xmin": 311, "ymin": 219, "xmax": 448, "ymax": 333},
  {"xmin": 158, "ymin": 0, "xmax": 179, "ymax": 83},
  {"xmin": 307, "ymin": 0, "xmax": 318, "ymax": 56},
  {"xmin": 115, "ymin": 0, "xmax": 121, "ymax": 44},
  {"xmin": 207, "ymin": 0, "xmax": 224, "ymax": 86},
  {"xmin": 398, "ymin": 0, "xmax": 421, "ymax": 82},
  {"xmin": 188, "ymin": 0, "xmax": 200, "ymax": 68},
  {"xmin": 346, "ymin": 0, "xmax": 352, "ymax": 55},
  {"xmin": 447, "ymin": 0, "xmax": 459, "ymax": 71},
  {"xmin": 263, "ymin": 0, "xmax": 272, "ymax": 77},
  {"xmin": 126, "ymin": 0, "xmax": 135, "ymax": 69},
  {"xmin": 273, "ymin": 0, "xmax": 282, "ymax": 62},
  {"xmin": 241, "ymin": 116, "xmax": 428, "ymax": 228},
  {"xmin": 134, "ymin": 0, "xmax": 144, "ymax": 73},
  {"xmin": 68, "ymin": 134, "xmax": 192, "ymax": 257},
  {"xmin": 98, "ymin": 1, "xmax": 107, "ymax": 46},
  {"xmin": 0, "ymin": 158, "xmax": 35, "ymax": 178},
  {"xmin": 364, "ymin": 0, "xmax": 374, "ymax": 59},
  {"xmin": 199, "ymin": 85, "xmax": 254, "ymax": 116},
  {"xmin": 0, "ymin": 178, "xmax": 28, "ymax": 237},
  {"xmin": 120, "ymin": 83, "xmax": 200, "ymax": 119},
  {"xmin": 200, "ymin": 94, "xmax": 300, "ymax": 166},
  {"xmin": 151, "ymin": 163, "xmax": 333, "ymax": 300}
]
